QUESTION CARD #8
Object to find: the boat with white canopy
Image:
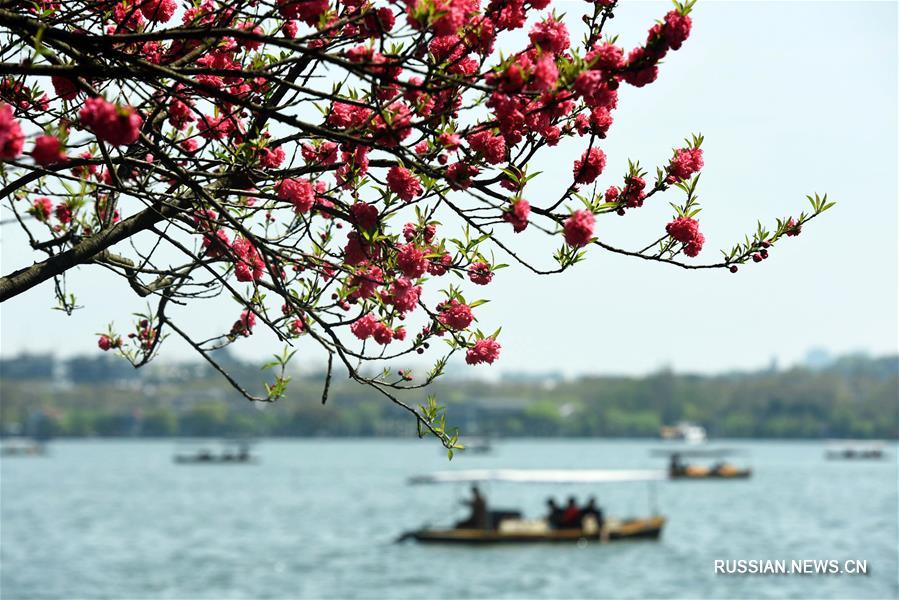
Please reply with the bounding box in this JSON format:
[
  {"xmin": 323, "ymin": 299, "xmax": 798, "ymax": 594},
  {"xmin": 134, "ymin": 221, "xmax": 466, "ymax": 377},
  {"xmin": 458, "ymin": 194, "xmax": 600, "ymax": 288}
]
[{"xmin": 399, "ymin": 469, "xmax": 667, "ymax": 544}]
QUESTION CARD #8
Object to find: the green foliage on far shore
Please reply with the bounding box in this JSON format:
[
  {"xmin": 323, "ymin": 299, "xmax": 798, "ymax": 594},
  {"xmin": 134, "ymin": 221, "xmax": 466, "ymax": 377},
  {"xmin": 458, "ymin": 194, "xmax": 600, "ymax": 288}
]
[{"xmin": 1, "ymin": 353, "xmax": 895, "ymax": 440}]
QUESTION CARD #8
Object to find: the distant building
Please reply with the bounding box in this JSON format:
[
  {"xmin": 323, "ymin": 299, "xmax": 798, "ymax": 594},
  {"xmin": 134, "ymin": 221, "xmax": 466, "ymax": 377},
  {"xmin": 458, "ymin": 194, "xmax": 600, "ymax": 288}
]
[{"xmin": 804, "ymin": 348, "xmax": 834, "ymax": 370}]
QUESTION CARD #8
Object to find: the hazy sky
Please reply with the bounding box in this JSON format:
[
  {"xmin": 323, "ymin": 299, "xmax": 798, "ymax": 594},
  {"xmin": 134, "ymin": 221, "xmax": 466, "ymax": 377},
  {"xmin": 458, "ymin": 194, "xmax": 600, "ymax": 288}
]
[{"xmin": 1, "ymin": 1, "xmax": 896, "ymax": 376}]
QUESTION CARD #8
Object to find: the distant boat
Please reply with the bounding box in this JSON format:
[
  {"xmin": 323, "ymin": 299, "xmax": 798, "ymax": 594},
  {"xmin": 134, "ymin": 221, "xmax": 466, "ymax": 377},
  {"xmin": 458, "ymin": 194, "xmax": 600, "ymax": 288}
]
[
  {"xmin": 0, "ymin": 438, "xmax": 46, "ymax": 457},
  {"xmin": 651, "ymin": 448, "xmax": 752, "ymax": 480},
  {"xmin": 465, "ymin": 436, "xmax": 493, "ymax": 454},
  {"xmin": 173, "ymin": 440, "xmax": 257, "ymax": 464},
  {"xmin": 825, "ymin": 441, "xmax": 887, "ymax": 460},
  {"xmin": 400, "ymin": 469, "xmax": 667, "ymax": 544},
  {"xmin": 659, "ymin": 422, "xmax": 707, "ymax": 444}
]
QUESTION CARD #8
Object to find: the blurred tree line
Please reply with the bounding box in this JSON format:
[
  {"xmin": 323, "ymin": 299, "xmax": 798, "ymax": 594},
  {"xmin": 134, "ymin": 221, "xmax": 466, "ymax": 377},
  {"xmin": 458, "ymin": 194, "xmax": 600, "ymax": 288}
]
[{"xmin": 1, "ymin": 352, "xmax": 895, "ymax": 440}]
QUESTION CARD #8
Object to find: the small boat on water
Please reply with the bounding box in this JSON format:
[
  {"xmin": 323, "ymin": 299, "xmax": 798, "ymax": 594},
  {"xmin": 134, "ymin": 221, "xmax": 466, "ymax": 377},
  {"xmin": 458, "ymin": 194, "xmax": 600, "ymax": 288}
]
[
  {"xmin": 465, "ymin": 436, "xmax": 493, "ymax": 455},
  {"xmin": 0, "ymin": 438, "xmax": 47, "ymax": 457},
  {"xmin": 400, "ymin": 469, "xmax": 668, "ymax": 544},
  {"xmin": 173, "ymin": 440, "xmax": 257, "ymax": 464},
  {"xmin": 651, "ymin": 448, "xmax": 752, "ymax": 480},
  {"xmin": 404, "ymin": 516, "xmax": 666, "ymax": 544},
  {"xmin": 825, "ymin": 441, "xmax": 887, "ymax": 460},
  {"xmin": 660, "ymin": 421, "xmax": 707, "ymax": 444}
]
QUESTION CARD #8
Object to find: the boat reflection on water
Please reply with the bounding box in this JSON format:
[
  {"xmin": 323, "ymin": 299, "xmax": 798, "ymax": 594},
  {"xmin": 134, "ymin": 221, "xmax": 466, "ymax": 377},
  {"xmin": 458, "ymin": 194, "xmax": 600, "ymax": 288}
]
[
  {"xmin": 399, "ymin": 469, "xmax": 667, "ymax": 544},
  {"xmin": 173, "ymin": 439, "xmax": 258, "ymax": 464},
  {"xmin": 652, "ymin": 448, "xmax": 752, "ymax": 480}
]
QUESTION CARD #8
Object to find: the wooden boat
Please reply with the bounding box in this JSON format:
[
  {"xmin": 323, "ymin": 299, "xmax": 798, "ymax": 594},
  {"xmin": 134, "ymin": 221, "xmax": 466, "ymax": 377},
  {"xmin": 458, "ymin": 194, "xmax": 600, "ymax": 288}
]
[
  {"xmin": 401, "ymin": 469, "xmax": 668, "ymax": 545},
  {"xmin": 0, "ymin": 439, "xmax": 46, "ymax": 457},
  {"xmin": 825, "ymin": 441, "xmax": 886, "ymax": 460},
  {"xmin": 670, "ymin": 464, "xmax": 752, "ymax": 479},
  {"xmin": 405, "ymin": 516, "xmax": 665, "ymax": 544},
  {"xmin": 173, "ymin": 440, "xmax": 257, "ymax": 464},
  {"xmin": 651, "ymin": 448, "xmax": 753, "ymax": 480}
]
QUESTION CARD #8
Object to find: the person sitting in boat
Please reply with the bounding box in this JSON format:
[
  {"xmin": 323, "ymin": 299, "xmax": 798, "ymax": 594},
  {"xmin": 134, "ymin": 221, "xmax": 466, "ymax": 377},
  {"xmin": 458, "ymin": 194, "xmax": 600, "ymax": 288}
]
[
  {"xmin": 669, "ymin": 453, "xmax": 685, "ymax": 477},
  {"xmin": 456, "ymin": 485, "xmax": 489, "ymax": 530},
  {"xmin": 580, "ymin": 496, "xmax": 604, "ymax": 533},
  {"xmin": 545, "ymin": 498, "xmax": 563, "ymax": 528},
  {"xmin": 559, "ymin": 496, "xmax": 581, "ymax": 529}
]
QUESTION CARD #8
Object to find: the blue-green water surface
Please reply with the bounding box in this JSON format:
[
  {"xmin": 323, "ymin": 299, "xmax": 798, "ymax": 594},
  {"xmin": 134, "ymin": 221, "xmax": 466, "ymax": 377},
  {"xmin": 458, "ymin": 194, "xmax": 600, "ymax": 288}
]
[{"xmin": 1, "ymin": 439, "xmax": 896, "ymax": 599}]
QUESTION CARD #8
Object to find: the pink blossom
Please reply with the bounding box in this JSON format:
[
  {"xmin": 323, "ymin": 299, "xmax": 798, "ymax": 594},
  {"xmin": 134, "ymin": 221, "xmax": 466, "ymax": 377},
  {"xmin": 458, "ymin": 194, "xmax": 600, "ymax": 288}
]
[
  {"xmin": 396, "ymin": 243, "xmax": 428, "ymax": 278},
  {"xmin": 573, "ymin": 147, "xmax": 606, "ymax": 184},
  {"xmin": 97, "ymin": 334, "xmax": 119, "ymax": 351},
  {"xmin": 665, "ymin": 216, "xmax": 704, "ymax": 257},
  {"xmin": 349, "ymin": 264, "xmax": 383, "ymax": 300},
  {"xmin": 202, "ymin": 230, "xmax": 230, "ymax": 258},
  {"xmin": 79, "ymin": 97, "xmax": 142, "ymax": 146},
  {"xmin": 327, "ymin": 101, "xmax": 372, "ymax": 129},
  {"xmin": 180, "ymin": 138, "xmax": 199, "ymax": 154},
  {"xmin": 683, "ymin": 233, "xmax": 705, "ymax": 257},
  {"xmin": 666, "ymin": 147, "xmax": 704, "ymax": 183},
  {"xmin": 530, "ymin": 53, "xmax": 559, "ymax": 92},
  {"xmin": 503, "ymin": 198, "xmax": 530, "ymax": 233},
  {"xmin": 232, "ymin": 237, "xmax": 265, "ymax": 281},
  {"xmin": 282, "ymin": 20, "xmax": 299, "ymax": 38},
  {"xmin": 31, "ymin": 135, "xmax": 67, "ymax": 166},
  {"xmin": 573, "ymin": 72, "xmax": 618, "ymax": 110},
  {"xmin": 139, "ymin": 0, "xmax": 177, "ymax": 22},
  {"xmin": 51, "ymin": 76, "xmax": 79, "ymax": 100},
  {"xmin": 387, "ymin": 277, "xmax": 422, "ymax": 314},
  {"xmin": 258, "ymin": 146, "xmax": 285, "ymax": 168},
  {"xmin": 290, "ymin": 318, "xmax": 305, "ymax": 335},
  {"xmin": 589, "ymin": 107, "xmax": 614, "ymax": 136},
  {"xmin": 585, "ymin": 41, "xmax": 625, "ymax": 72},
  {"xmin": 529, "ymin": 18, "xmax": 569, "ymax": 55},
  {"xmin": 621, "ymin": 176, "xmax": 647, "ymax": 208},
  {"xmin": 466, "ymin": 337, "xmax": 501, "ymax": 365},
  {"xmin": 665, "ymin": 216, "xmax": 700, "ymax": 244},
  {"xmin": 30, "ymin": 197, "xmax": 53, "ymax": 222},
  {"xmin": 350, "ymin": 201, "xmax": 379, "ymax": 231},
  {"xmin": 231, "ymin": 309, "xmax": 256, "ymax": 337},
  {"xmin": 276, "ymin": 178, "xmax": 315, "ymax": 213},
  {"xmin": 55, "ymin": 202, "xmax": 72, "ymax": 224},
  {"xmin": 278, "ymin": 0, "xmax": 329, "ymax": 25},
  {"xmin": 387, "ymin": 165, "xmax": 423, "ymax": 201},
  {"xmin": 438, "ymin": 299, "xmax": 474, "ymax": 331},
  {"xmin": 362, "ymin": 7, "xmax": 396, "ymax": 36},
  {"xmin": 563, "ymin": 210, "xmax": 595, "ymax": 247},
  {"xmin": 372, "ymin": 322, "xmax": 394, "ymax": 345},
  {"xmin": 445, "ymin": 161, "xmax": 479, "ymax": 189},
  {"xmin": 427, "ymin": 252, "xmax": 453, "ymax": 276},
  {"xmin": 350, "ymin": 313, "xmax": 378, "ymax": 339},
  {"xmin": 663, "ymin": 10, "xmax": 692, "ymax": 51},
  {"xmin": 168, "ymin": 97, "xmax": 196, "ymax": 130},
  {"xmin": 344, "ymin": 231, "xmax": 376, "ymax": 265},
  {"xmin": 0, "ymin": 103, "xmax": 25, "ymax": 159},
  {"xmin": 197, "ymin": 114, "xmax": 237, "ymax": 140},
  {"xmin": 468, "ymin": 262, "xmax": 493, "ymax": 285},
  {"xmin": 623, "ymin": 48, "xmax": 659, "ymax": 88},
  {"xmin": 302, "ymin": 141, "xmax": 338, "ymax": 165},
  {"xmin": 467, "ymin": 130, "xmax": 506, "ymax": 165}
]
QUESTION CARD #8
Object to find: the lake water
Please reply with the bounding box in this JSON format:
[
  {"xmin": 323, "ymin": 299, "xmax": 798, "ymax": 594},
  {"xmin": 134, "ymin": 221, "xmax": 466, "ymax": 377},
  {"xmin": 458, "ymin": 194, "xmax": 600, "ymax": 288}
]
[{"xmin": 1, "ymin": 439, "xmax": 896, "ymax": 599}]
